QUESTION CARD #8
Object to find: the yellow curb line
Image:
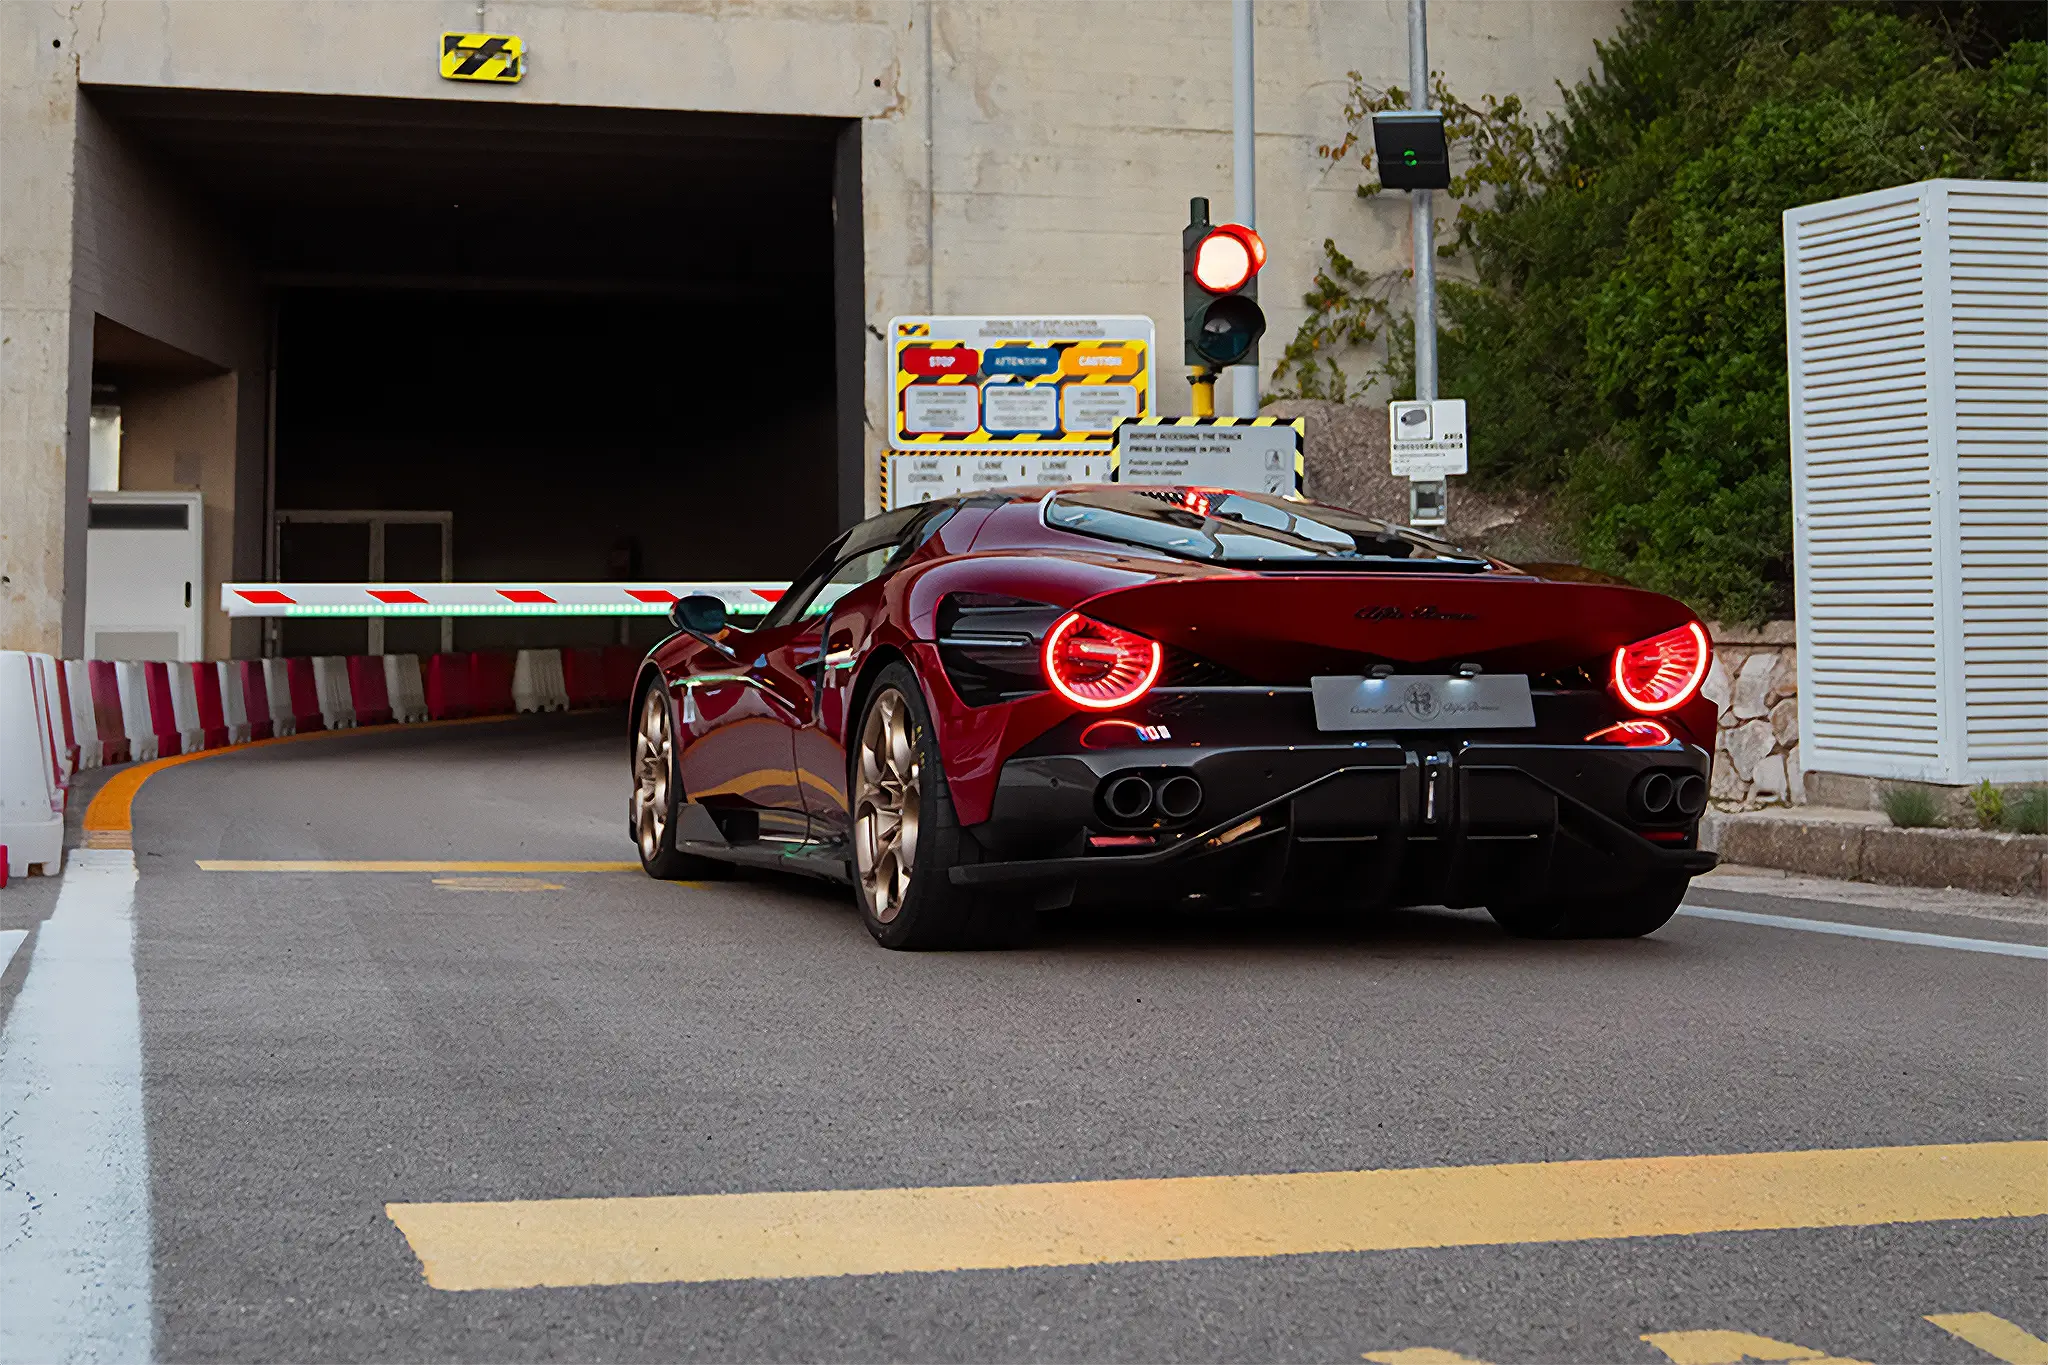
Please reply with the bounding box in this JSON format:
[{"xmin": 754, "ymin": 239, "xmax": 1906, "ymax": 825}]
[
  {"xmin": 81, "ymin": 712, "xmax": 558, "ymax": 839},
  {"xmin": 196, "ymin": 860, "xmax": 639, "ymax": 873}
]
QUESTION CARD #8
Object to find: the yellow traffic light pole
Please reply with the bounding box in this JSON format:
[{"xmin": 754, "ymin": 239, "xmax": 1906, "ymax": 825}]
[{"xmin": 1188, "ymin": 366, "xmax": 1217, "ymax": 418}]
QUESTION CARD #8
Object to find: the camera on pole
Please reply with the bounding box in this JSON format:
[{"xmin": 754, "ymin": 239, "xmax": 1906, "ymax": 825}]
[
  {"xmin": 1182, "ymin": 197, "xmax": 1267, "ymax": 371},
  {"xmin": 1370, "ymin": 110, "xmax": 1450, "ymax": 191}
]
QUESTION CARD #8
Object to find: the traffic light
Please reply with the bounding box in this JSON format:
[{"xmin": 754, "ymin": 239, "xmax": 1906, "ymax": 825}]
[
  {"xmin": 1183, "ymin": 197, "xmax": 1267, "ymax": 370},
  {"xmin": 1370, "ymin": 110, "xmax": 1450, "ymax": 191}
]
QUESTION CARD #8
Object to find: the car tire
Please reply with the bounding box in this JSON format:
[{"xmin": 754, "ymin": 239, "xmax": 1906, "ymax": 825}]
[
  {"xmin": 851, "ymin": 661, "xmax": 1019, "ymax": 950},
  {"xmin": 1487, "ymin": 875, "xmax": 1689, "ymax": 940},
  {"xmin": 633, "ymin": 684, "xmax": 729, "ymax": 882}
]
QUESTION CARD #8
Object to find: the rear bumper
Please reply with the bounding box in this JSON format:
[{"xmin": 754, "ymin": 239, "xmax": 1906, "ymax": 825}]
[{"xmin": 957, "ymin": 737, "xmax": 1715, "ymax": 909}]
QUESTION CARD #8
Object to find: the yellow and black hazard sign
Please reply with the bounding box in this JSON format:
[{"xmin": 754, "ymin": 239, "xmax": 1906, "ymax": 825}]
[{"xmin": 441, "ymin": 32, "xmax": 524, "ymax": 83}]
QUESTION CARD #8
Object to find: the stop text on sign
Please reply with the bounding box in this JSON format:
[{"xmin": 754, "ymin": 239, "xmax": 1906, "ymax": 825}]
[{"xmin": 902, "ymin": 346, "xmax": 981, "ymax": 376}]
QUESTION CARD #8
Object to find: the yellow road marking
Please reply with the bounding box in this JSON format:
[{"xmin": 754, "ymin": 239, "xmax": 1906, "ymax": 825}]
[
  {"xmin": 197, "ymin": 860, "xmax": 637, "ymax": 873},
  {"xmin": 1927, "ymin": 1314, "xmax": 2048, "ymax": 1365},
  {"xmin": 1641, "ymin": 1330, "xmax": 1867, "ymax": 1363},
  {"xmin": 1363, "ymin": 1350, "xmax": 1495, "ymax": 1364},
  {"xmin": 385, "ymin": 1140, "xmax": 2047, "ymax": 1292},
  {"xmin": 432, "ymin": 877, "xmax": 566, "ymax": 891}
]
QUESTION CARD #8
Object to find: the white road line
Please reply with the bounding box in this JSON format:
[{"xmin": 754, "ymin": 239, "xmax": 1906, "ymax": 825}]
[
  {"xmin": 1679, "ymin": 903, "xmax": 2048, "ymax": 960},
  {"xmin": 0, "ymin": 930, "xmax": 26, "ymax": 977},
  {"xmin": 0, "ymin": 849, "xmax": 152, "ymax": 1364}
]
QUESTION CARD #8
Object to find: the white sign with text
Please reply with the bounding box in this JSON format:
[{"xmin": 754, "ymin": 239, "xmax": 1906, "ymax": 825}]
[{"xmin": 1389, "ymin": 399, "xmax": 1469, "ymax": 478}]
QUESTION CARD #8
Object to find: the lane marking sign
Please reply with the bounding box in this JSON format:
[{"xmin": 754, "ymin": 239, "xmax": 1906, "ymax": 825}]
[{"xmin": 441, "ymin": 32, "xmax": 524, "ymax": 82}]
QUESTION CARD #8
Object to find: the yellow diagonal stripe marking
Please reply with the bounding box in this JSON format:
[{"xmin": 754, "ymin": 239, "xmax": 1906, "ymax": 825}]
[
  {"xmin": 1641, "ymin": 1329, "xmax": 1867, "ymax": 1363},
  {"xmin": 1926, "ymin": 1313, "xmax": 2048, "ymax": 1365},
  {"xmin": 196, "ymin": 860, "xmax": 638, "ymax": 873},
  {"xmin": 386, "ymin": 1140, "xmax": 2046, "ymax": 1292}
]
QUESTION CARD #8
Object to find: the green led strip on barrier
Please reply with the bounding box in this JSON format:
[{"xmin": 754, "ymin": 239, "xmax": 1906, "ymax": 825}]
[{"xmin": 270, "ymin": 603, "xmax": 774, "ymax": 618}]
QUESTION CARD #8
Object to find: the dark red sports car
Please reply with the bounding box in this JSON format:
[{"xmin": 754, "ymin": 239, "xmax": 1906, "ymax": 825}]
[{"xmin": 629, "ymin": 486, "xmax": 1717, "ymax": 948}]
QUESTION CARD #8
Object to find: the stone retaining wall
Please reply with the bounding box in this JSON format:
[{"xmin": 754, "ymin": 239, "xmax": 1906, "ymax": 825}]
[{"xmin": 1702, "ymin": 621, "xmax": 1800, "ymax": 809}]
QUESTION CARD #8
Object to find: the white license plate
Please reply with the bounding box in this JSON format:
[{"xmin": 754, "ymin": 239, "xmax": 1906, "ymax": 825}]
[{"xmin": 1310, "ymin": 674, "xmax": 1535, "ymax": 731}]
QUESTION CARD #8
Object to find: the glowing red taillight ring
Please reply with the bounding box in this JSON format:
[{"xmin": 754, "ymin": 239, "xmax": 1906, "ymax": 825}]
[
  {"xmin": 1042, "ymin": 613, "xmax": 1164, "ymax": 710},
  {"xmin": 1611, "ymin": 621, "xmax": 1711, "ymax": 715}
]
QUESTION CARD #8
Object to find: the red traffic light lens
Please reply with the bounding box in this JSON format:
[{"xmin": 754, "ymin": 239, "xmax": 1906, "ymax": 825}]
[{"xmin": 1193, "ymin": 225, "xmax": 1266, "ymax": 293}]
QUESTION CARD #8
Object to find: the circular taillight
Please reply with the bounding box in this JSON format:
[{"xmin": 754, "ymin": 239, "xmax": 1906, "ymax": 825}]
[
  {"xmin": 1042, "ymin": 614, "xmax": 1163, "ymax": 710},
  {"xmin": 1611, "ymin": 621, "xmax": 1711, "ymax": 714}
]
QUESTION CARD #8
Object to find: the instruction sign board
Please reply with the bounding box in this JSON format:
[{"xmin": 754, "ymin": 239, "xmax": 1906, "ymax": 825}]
[
  {"xmin": 890, "ymin": 316, "xmax": 1155, "ymax": 452},
  {"xmin": 1111, "ymin": 417, "xmax": 1305, "ymax": 497},
  {"xmin": 883, "ymin": 453, "xmax": 1112, "ymax": 510},
  {"xmin": 1389, "ymin": 399, "xmax": 1468, "ymax": 478}
]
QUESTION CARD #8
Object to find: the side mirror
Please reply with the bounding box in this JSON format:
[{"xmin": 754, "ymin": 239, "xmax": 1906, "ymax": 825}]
[{"xmin": 669, "ymin": 594, "xmax": 728, "ymax": 637}]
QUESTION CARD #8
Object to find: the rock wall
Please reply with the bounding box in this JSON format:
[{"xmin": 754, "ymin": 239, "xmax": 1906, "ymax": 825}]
[{"xmin": 1702, "ymin": 621, "xmax": 1800, "ymax": 809}]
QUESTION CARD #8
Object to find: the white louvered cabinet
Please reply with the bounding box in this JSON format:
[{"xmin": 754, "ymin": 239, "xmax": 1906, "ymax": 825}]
[{"xmin": 1784, "ymin": 179, "xmax": 2047, "ymax": 787}]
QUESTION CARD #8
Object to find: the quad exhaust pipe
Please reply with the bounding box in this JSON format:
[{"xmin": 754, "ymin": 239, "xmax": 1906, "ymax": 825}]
[
  {"xmin": 1632, "ymin": 769, "xmax": 1706, "ymax": 820},
  {"xmin": 1100, "ymin": 772, "xmax": 1205, "ymax": 825}
]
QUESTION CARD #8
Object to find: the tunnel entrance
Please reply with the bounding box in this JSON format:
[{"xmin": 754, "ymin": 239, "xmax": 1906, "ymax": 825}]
[{"xmin": 88, "ymin": 86, "xmax": 859, "ymax": 656}]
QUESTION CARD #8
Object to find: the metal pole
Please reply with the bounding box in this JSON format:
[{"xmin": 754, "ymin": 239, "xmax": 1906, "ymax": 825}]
[
  {"xmin": 925, "ymin": 0, "xmax": 938, "ymax": 312},
  {"xmin": 1230, "ymin": 0, "xmax": 1258, "ymax": 418},
  {"xmin": 1407, "ymin": 0, "xmax": 1448, "ymax": 527},
  {"xmin": 366, "ymin": 518, "xmax": 385, "ymax": 658}
]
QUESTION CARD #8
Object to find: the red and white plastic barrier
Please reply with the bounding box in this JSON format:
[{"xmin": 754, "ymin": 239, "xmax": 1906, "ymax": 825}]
[
  {"xmin": 2, "ymin": 652, "xmax": 71, "ymax": 879},
  {"xmin": 2, "ymin": 645, "xmax": 648, "ymax": 879},
  {"xmin": 513, "ymin": 650, "xmax": 569, "ymax": 714},
  {"xmin": 385, "ymin": 655, "xmax": 429, "ymax": 724}
]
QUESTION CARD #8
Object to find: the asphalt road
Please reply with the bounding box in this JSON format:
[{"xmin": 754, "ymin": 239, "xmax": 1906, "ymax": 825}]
[{"xmin": 3, "ymin": 711, "xmax": 2043, "ymax": 1363}]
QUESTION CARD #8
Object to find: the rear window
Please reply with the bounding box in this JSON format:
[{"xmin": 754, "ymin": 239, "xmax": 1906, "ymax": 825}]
[{"xmin": 1042, "ymin": 487, "xmax": 1492, "ymax": 571}]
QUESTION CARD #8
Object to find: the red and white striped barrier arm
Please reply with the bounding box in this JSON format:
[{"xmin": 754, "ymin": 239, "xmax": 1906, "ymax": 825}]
[{"xmin": 219, "ymin": 583, "xmax": 792, "ymax": 617}]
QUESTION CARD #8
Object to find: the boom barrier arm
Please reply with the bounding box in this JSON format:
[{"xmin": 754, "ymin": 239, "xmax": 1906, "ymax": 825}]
[{"xmin": 221, "ymin": 583, "xmax": 793, "ymax": 618}]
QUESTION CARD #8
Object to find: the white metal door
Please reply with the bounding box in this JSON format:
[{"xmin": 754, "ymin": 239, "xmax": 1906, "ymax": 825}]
[{"xmin": 85, "ymin": 491, "xmax": 204, "ymax": 661}]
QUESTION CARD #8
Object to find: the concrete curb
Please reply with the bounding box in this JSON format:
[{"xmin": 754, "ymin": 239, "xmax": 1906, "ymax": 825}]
[{"xmin": 1703, "ymin": 808, "xmax": 2047, "ymax": 899}]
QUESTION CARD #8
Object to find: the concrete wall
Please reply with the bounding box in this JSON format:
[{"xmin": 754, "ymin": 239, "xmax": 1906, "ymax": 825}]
[
  {"xmin": 0, "ymin": 3, "xmax": 81, "ymax": 655},
  {"xmin": 2, "ymin": 0, "xmax": 1623, "ymax": 653},
  {"xmin": 72, "ymin": 92, "xmax": 268, "ymax": 660}
]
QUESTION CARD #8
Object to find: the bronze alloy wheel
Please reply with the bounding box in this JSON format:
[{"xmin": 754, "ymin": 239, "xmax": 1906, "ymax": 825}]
[
  {"xmin": 854, "ymin": 686, "xmax": 922, "ymax": 922},
  {"xmin": 634, "ymin": 687, "xmax": 673, "ymax": 862}
]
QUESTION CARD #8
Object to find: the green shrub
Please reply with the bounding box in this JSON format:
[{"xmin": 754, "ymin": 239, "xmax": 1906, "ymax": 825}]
[
  {"xmin": 2005, "ymin": 788, "xmax": 2048, "ymax": 836},
  {"xmin": 1970, "ymin": 779, "xmax": 2006, "ymax": 830},
  {"xmin": 1283, "ymin": 2, "xmax": 2048, "ymax": 622},
  {"xmin": 1879, "ymin": 786, "xmax": 1940, "ymax": 829}
]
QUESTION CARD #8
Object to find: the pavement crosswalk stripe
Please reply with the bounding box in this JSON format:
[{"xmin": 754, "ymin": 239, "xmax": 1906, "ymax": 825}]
[
  {"xmin": 1924, "ymin": 1313, "xmax": 2048, "ymax": 1365},
  {"xmin": 1679, "ymin": 905, "xmax": 2048, "ymax": 960},
  {"xmin": 385, "ymin": 1139, "xmax": 2047, "ymax": 1292},
  {"xmin": 195, "ymin": 860, "xmax": 639, "ymax": 872},
  {"xmin": 1640, "ymin": 1329, "xmax": 1870, "ymax": 1364}
]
